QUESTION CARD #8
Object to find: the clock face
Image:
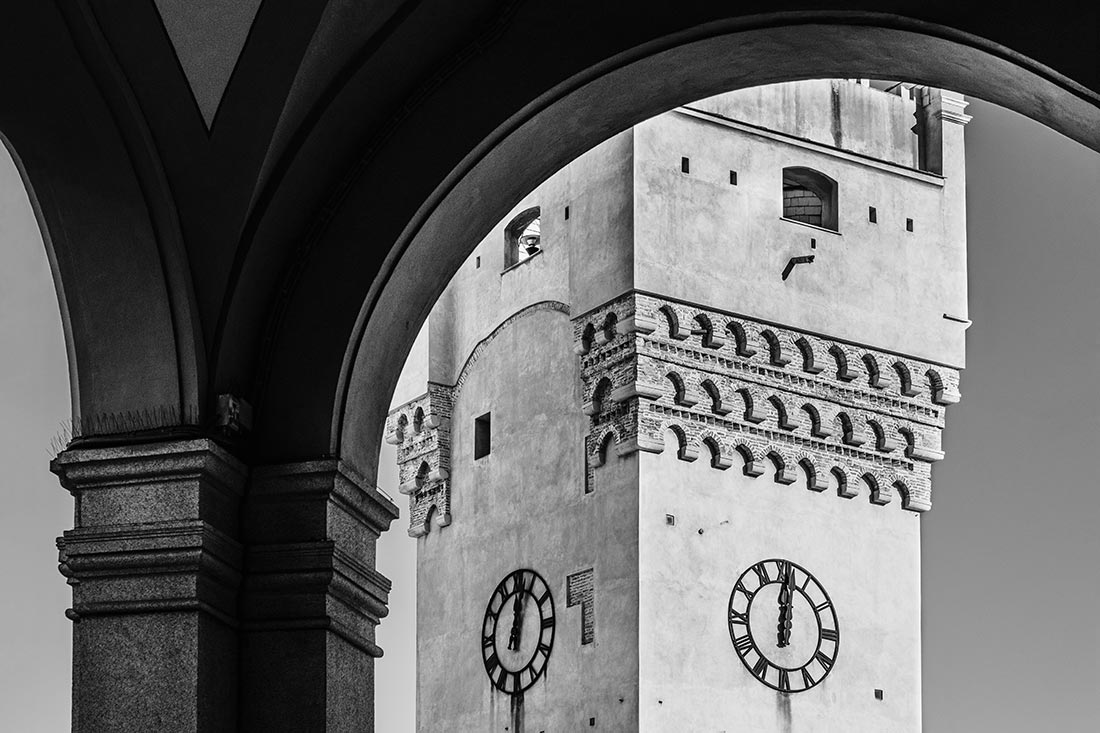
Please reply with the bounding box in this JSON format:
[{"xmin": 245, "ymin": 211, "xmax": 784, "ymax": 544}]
[
  {"xmin": 481, "ymin": 569, "xmax": 556, "ymax": 695},
  {"xmin": 727, "ymin": 558, "xmax": 839, "ymax": 693}
]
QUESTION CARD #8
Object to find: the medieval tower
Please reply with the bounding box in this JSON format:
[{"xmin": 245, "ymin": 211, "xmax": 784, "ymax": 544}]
[{"xmin": 386, "ymin": 79, "xmax": 969, "ymax": 731}]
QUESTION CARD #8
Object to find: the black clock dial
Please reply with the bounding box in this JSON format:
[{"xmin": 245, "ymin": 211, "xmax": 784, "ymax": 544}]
[
  {"xmin": 481, "ymin": 569, "xmax": 555, "ymax": 694},
  {"xmin": 728, "ymin": 558, "xmax": 839, "ymax": 693}
]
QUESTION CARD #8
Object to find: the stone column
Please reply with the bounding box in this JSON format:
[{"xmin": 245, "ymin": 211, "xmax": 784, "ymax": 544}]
[
  {"xmin": 240, "ymin": 460, "xmax": 399, "ymax": 732},
  {"xmin": 52, "ymin": 439, "xmax": 247, "ymax": 733}
]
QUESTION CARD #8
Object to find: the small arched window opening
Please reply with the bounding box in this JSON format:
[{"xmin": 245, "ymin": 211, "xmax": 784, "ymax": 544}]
[
  {"xmin": 413, "ymin": 407, "xmax": 424, "ymax": 433},
  {"xmin": 395, "ymin": 414, "xmax": 408, "ymax": 443},
  {"xmin": 782, "ymin": 167, "xmax": 838, "ymax": 231},
  {"xmin": 504, "ymin": 206, "xmax": 541, "ymax": 268}
]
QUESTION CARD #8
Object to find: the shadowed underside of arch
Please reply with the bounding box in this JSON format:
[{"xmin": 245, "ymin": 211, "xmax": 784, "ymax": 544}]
[{"xmin": 3, "ymin": 4, "xmax": 1096, "ymax": 477}]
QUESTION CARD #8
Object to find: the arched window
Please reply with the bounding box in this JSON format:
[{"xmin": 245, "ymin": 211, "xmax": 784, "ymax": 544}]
[
  {"xmin": 782, "ymin": 167, "xmax": 838, "ymax": 231},
  {"xmin": 504, "ymin": 206, "xmax": 541, "ymax": 268}
]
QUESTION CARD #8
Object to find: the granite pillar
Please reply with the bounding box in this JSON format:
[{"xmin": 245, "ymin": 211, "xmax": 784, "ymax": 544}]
[
  {"xmin": 240, "ymin": 460, "xmax": 399, "ymax": 732},
  {"xmin": 52, "ymin": 439, "xmax": 247, "ymax": 733}
]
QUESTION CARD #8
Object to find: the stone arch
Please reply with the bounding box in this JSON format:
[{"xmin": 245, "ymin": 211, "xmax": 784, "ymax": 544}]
[
  {"xmin": 892, "ymin": 480, "xmax": 925, "ymax": 512},
  {"xmin": 726, "ymin": 321, "xmax": 756, "ymax": 357},
  {"xmin": 893, "ymin": 361, "xmax": 918, "ymax": 396},
  {"xmin": 836, "ymin": 411, "xmax": 862, "ymax": 446},
  {"xmin": 579, "ymin": 322, "xmax": 597, "ymax": 354},
  {"xmin": 699, "ymin": 379, "xmax": 730, "ymax": 415},
  {"xmin": 926, "ymin": 369, "xmax": 946, "ymax": 403},
  {"xmin": 867, "ymin": 419, "xmax": 892, "ymax": 452},
  {"xmin": 797, "ymin": 455, "xmax": 828, "ymax": 492},
  {"xmin": 863, "ymin": 472, "xmax": 892, "ymax": 505},
  {"xmin": 665, "ymin": 371, "xmax": 690, "ymax": 406},
  {"xmin": 662, "ymin": 423, "xmax": 698, "ymax": 462},
  {"xmin": 702, "ymin": 434, "xmax": 732, "ymax": 470},
  {"xmin": 862, "ymin": 353, "xmax": 883, "ymax": 388},
  {"xmin": 733, "ymin": 442, "xmax": 764, "ymax": 478},
  {"xmin": 765, "ymin": 447, "xmax": 796, "ymax": 484},
  {"xmin": 658, "ymin": 304, "xmax": 686, "ymax": 340},
  {"xmin": 691, "ymin": 312, "xmax": 723, "ymax": 349},
  {"xmin": 833, "ymin": 466, "xmax": 857, "ymax": 499},
  {"xmin": 413, "ymin": 406, "xmax": 424, "ymax": 433},
  {"xmin": 591, "ymin": 428, "xmax": 620, "ymax": 468},
  {"xmin": 395, "ymin": 413, "xmax": 409, "ymax": 443},
  {"xmin": 801, "ymin": 403, "xmax": 831, "ymax": 439},
  {"xmin": 794, "ymin": 337, "xmax": 823, "ymax": 374},
  {"xmin": 760, "ymin": 329, "xmax": 789, "ymax": 366},
  {"xmin": 828, "ymin": 344, "xmax": 855, "ymax": 381},
  {"xmin": 768, "ymin": 394, "xmax": 797, "ymax": 430},
  {"xmin": 736, "ymin": 386, "xmax": 765, "ymax": 423},
  {"xmin": 601, "ymin": 311, "xmax": 619, "ymax": 344},
  {"xmin": 584, "ymin": 376, "xmax": 614, "ymax": 418}
]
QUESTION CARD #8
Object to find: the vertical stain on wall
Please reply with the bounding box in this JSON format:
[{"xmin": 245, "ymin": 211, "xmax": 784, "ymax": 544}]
[
  {"xmin": 510, "ymin": 691, "xmax": 525, "ymax": 733},
  {"xmin": 830, "ymin": 81, "xmax": 844, "ymax": 149},
  {"xmin": 777, "ymin": 690, "xmax": 792, "ymax": 733}
]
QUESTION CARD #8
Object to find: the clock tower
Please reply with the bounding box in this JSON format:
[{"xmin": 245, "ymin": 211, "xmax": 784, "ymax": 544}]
[{"xmin": 387, "ymin": 79, "xmax": 969, "ymax": 731}]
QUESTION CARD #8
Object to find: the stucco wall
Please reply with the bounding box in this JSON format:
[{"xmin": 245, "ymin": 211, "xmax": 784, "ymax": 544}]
[
  {"xmin": 416, "ymin": 310, "xmax": 640, "ymax": 731},
  {"xmin": 690, "ymin": 80, "xmax": 919, "ymax": 168},
  {"xmin": 632, "ymin": 106, "xmax": 968, "ymax": 367},
  {"xmin": 637, "ymin": 445, "xmax": 922, "ymax": 731}
]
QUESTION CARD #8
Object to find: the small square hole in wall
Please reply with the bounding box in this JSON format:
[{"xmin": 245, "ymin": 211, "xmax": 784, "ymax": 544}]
[
  {"xmin": 474, "ymin": 413, "xmax": 491, "ymax": 459},
  {"xmin": 874, "ymin": 689, "xmax": 884, "ymax": 701},
  {"xmin": 810, "ymin": 238, "xmax": 816, "ymax": 250},
  {"xmin": 729, "ymin": 170, "xmax": 738, "ymax": 185},
  {"xmin": 681, "ymin": 157, "xmax": 690, "ymax": 174},
  {"xmin": 589, "ymin": 718, "xmax": 596, "ymax": 727},
  {"xmin": 665, "ymin": 514, "xmax": 676, "ymax": 526},
  {"xmin": 564, "ymin": 205, "xmax": 570, "ymax": 220},
  {"xmin": 906, "ymin": 218, "xmax": 914, "ymax": 232},
  {"xmin": 868, "ymin": 206, "xmax": 877, "ymax": 223}
]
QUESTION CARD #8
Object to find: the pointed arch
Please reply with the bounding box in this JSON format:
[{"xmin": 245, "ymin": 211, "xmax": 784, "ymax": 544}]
[{"xmin": 726, "ymin": 321, "xmax": 756, "ymax": 357}]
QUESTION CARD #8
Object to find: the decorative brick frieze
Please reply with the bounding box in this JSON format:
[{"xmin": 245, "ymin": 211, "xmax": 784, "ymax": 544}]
[
  {"xmin": 576, "ymin": 293, "xmax": 962, "ymax": 513},
  {"xmin": 387, "ymin": 385, "xmax": 454, "ymax": 537}
]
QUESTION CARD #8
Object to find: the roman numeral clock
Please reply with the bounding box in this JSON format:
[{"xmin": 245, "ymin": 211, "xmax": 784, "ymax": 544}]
[
  {"xmin": 481, "ymin": 569, "xmax": 556, "ymax": 695},
  {"xmin": 728, "ymin": 559, "xmax": 840, "ymax": 693}
]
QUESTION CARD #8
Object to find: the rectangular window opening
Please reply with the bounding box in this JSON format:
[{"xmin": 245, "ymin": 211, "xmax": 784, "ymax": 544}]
[
  {"xmin": 729, "ymin": 170, "xmax": 738, "ymax": 185},
  {"xmin": 475, "ymin": 255, "xmax": 481, "ymax": 268},
  {"xmin": 874, "ymin": 689, "xmax": 884, "ymax": 701},
  {"xmin": 906, "ymin": 218, "xmax": 914, "ymax": 232},
  {"xmin": 474, "ymin": 412, "xmax": 491, "ymax": 459},
  {"xmin": 564, "ymin": 205, "xmax": 570, "ymax": 220},
  {"xmin": 868, "ymin": 206, "xmax": 877, "ymax": 223},
  {"xmin": 681, "ymin": 157, "xmax": 690, "ymax": 174},
  {"xmin": 810, "ymin": 238, "xmax": 816, "ymax": 250}
]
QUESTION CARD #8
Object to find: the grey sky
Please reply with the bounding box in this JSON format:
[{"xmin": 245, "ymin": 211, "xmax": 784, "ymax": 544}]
[{"xmin": 1, "ymin": 95, "xmax": 1097, "ymax": 731}]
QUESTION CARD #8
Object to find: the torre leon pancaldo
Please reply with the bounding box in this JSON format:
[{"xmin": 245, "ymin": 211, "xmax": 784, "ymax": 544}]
[{"xmin": 386, "ymin": 80, "xmax": 969, "ymax": 731}]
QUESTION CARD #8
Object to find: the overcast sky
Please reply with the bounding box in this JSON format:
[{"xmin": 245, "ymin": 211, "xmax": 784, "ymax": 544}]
[{"xmin": 0, "ymin": 93, "xmax": 1097, "ymax": 732}]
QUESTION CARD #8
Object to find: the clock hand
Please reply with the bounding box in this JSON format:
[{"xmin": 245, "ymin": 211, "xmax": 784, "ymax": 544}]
[
  {"xmin": 777, "ymin": 563, "xmax": 795, "ymax": 648},
  {"xmin": 507, "ymin": 593, "xmax": 524, "ymax": 651}
]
